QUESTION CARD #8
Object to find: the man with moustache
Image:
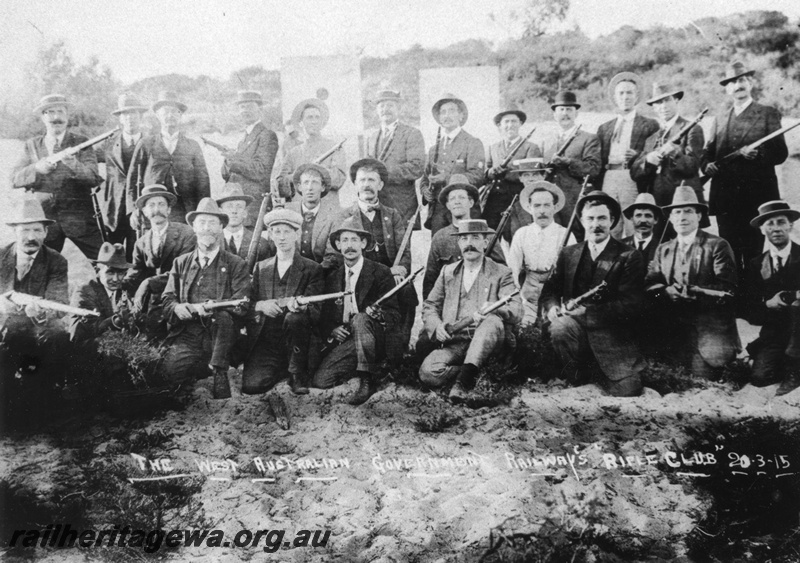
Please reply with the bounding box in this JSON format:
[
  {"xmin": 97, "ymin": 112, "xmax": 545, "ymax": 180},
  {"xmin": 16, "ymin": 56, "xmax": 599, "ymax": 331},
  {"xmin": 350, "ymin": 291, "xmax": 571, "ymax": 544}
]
[
  {"xmin": 365, "ymin": 89, "xmax": 425, "ymax": 225},
  {"xmin": 220, "ymin": 91, "xmax": 282, "ymax": 223},
  {"xmin": 703, "ymin": 61, "xmax": 789, "ymax": 278},
  {"xmin": 645, "ymin": 186, "xmax": 738, "ymax": 379},
  {"xmin": 483, "ymin": 108, "xmax": 543, "ymax": 235},
  {"xmin": 596, "ymin": 73, "xmax": 660, "ymax": 238},
  {"xmin": 216, "ymin": 183, "xmax": 272, "ymax": 263},
  {"xmin": 243, "ymin": 209, "xmax": 324, "ymax": 395},
  {"xmin": 12, "ymin": 94, "xmax": 103, "ymax": 260},
  {"xmin": 162, "ymin": 198, "xmax": 250, "ymax": 399},
  {"xmin": 742, "ymin": 201, "xmax": 800, "ymax": 395},
  {"xmin": 620, "ymin": 193, "xmax": 661, "ymax": 264},
  {"xmin": 420, "ymin": 219, "xmax": 522, "ymax": 402},
  {"xmin": 420, "ymin": 94, "xmax": 485, "ymax": 234},
  {"xmin": 128, "ymin": 91, "xmax": 210, "ymax": 224},
  {"xmin": 312, "ymin": 217, "xmax": 400, "ymax": 405},
  {"xmin": 541, "ymin": 191, "xmax": 646, "ymax": 397},
  {"xmin": 540, "ymin": 91, "xmax": 601, "ymax": 232}
]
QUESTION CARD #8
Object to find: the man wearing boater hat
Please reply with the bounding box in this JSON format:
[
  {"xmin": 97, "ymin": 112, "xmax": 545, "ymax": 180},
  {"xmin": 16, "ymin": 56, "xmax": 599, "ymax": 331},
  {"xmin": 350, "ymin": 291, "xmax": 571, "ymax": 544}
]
[
  {"xmin": 541, "ymin": 190, "xmax": 646, "ymax": 397},
  {"xmin": 620, "ymin": 193, "xmax": 661, "ymax": 265},
  {"xmin": 215, "ymin": 183, "xmax": 272, "ymax": 262},
  {"xmin": 220, "ymin": 91, "xmax": 281, "ymax": 224},
  {"xmin": 645, "ymin": 186, "xmax": 738, "ymax": 379},
  {"xmin": 12, "ymin": 94, "xmax": 104, "ymax": 260},
  {"xmin": 742, "ymin": 201, "xmax": 800, "ymax": 396},
  {"xmin": 482, "ymin": 107, "xmax": 542, "ymax": 233},
  {"xmin": 703, "ymin": 61, "xmax": 789, "ymax": 279},
  {"xmin": 420, "ymin": 93, "xmax": 485, "ymax": 234},
  {"xmin": 161, "ymin": 198, "xmax": 251, "ymax": 399},
  {"xmin": 128, "ymin": 91, "xmax": 211, "ymax": 225},
  {"xmin": 98, "ymin": 93, "xmax": 149, "ymax": 259},
  {"xmin": 420, "ymin": 219, "xmax": 521, "ymax": 402},
  {"xmin": 364, "ymin": 89, "xmax": 426, "ymax": 226},
  {"xmin": 596, "ymin": 73, "xmax": 660, "ymax": 238}
]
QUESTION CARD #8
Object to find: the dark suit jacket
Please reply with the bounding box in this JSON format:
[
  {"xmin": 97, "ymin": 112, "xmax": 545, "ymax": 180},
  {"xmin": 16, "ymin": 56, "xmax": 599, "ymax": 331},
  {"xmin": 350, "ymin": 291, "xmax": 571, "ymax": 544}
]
[
  {"xmin": 98, "ymin": 131, "xmax": 145, "ymax": 231},
  {"xmin": 68, "ymin": 279, "xmax": 120, "ymax": 343},
  {"xmin": 540, "ymin": 130, "xmax": 601, "ymax": 225},
  {"xmin": 222, "ymin": 122, "xmax": 280, "ymax": 228},
  {"xmin": 286, "ymin": 201, "xmax": 339, "ymax": 270},
  {"xmin": 125, "ymin": 222, "xmax": 197, "ymax": 292},
  {"xmin": 223, "ymin": 228, "xmax": 272, "ymax": 263},
  {"xmin": 336, "ymin": 202, "xmax": 411, "ymax": 273},
  {"xmin": 621, "ymin": 234, "xmax": 659, "ymax": 266},
  {"xmin": 128, "ymin": 133, "xmax": 211, "ymax": 223},
  {"xmin": 702, "ymin": 102, "xmax": 788, "ymax": 217},
  {"xmin": 484, "ymin": 139, "xmax": 543, "ymax": 237},
  {"xmin": 541, "ymin": 237, "xmax": 645, "ymax": 381},
  {"xmin": 0, "ymin": 243, "xmax": 68, "ymax": 326},
  {"xmin": 596, "ymin": 113, "xmax": 660, "ymax": 191},
  {"xmin": 366, "ymin": 123, "xmax": 426, "ymax": 221},
  {"xmin": 744, "ymin": 242, "xmax": 800, "ymax": 330},
  {"xmin": 319, "ymin": 258, "xmax": 399, "ymax": 337}
]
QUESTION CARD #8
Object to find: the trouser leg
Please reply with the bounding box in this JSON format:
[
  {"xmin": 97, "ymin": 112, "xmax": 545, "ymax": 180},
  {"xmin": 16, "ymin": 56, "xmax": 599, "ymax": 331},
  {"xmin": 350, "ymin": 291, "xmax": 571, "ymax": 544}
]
[
  {"xmin": 242, "ymin": 329, "xmax": 286, "ymax": 394},
  {"xmin": 284, "ymin": 312, "xmax": 311, "ymax": 378},
  {"xmin": 419, "ymin": 341, "xmax": 469, "ymax": 388},
  {"xmin": 209, "ymin": 311, "xmax": 236, "ymax": 369},
  {"xmin": 463, "ymin": 315, "xmax": 505, "ymax": 367},
  {"xmin": 751, "ymin": 340, "xmax": 785, "ymax": 386},
  {"xmin": 312, "ymin": 338, "xmax": 357, "ymax": 389},
  {"xmin": 162, "ymin": 324, "xmax": 212, "ymax": 386},
  {"xmin": 351, "ymin": 312, "xmax": 383, "ymax": 374}
]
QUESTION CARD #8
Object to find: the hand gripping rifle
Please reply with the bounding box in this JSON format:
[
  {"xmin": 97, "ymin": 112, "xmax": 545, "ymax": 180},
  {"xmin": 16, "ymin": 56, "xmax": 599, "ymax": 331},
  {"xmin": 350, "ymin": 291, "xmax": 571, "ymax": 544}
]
[
  {"xmin": 313, "ymin": 138, "xmax": 347, "ymax": 165},
  {"xmin": 200, "ymin": 136, "xmax": 235, "ymax": 153},
  {"xmin": 190, "ymin": 297, "xmax": 249, "ymax": 315},
  {"xmin": 2, "ymin": 291, "xmax": 100, "ymax": 317},
  {"xmin": 654, "ymin": 108, "xmax": 708, "ymax": 174},
  {"xmin": 366, "ymin": 266, "xmax": 424, "ymax": 322},
  {"xmin": 393, "ymin": 207, "xmax": 421, "ymax": 268},
  {"xmin": 45, "ymin": 128, "xmax": 120, "ymax": 166},
  {"xmin": 479, "ymin": 127, "xmax": 536, "ymax": 210},
  {"xmin": 562, "ymin": 281, "xmax": 607, "ymax": 312},
  {"xmin": 443, "ymin": 289, "xmax": 520, "ymax": 336},
  {"xmin": 485, "ymin": 194, "xmax": 518, "ymax": 257},
  {"xmin": 544, "ymin": 124, "xmax": 582, "ymax": 182}
]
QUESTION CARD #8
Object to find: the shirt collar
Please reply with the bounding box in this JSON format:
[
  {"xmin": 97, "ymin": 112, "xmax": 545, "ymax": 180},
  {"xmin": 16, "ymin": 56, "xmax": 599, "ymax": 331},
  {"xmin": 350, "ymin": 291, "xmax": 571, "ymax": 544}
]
[
  {"xmin": 733, "ymin": 98, "xmax": 754, "ymax": 115},
  {"xmin": 16, "ymin": 249, "xmax": 39, "ymax": 265},
  {"xmin": 444, "ymin": 127, "xmax": 462, "ymax": 141},
  {"xmin": 358, "ymin": 199, "xmax": 380, "ymax": 215},
  {"xmin": 633, "ymin": 233, "xmax": 653, "ymax": 245},
  {"xmin": 224, "ymin": 227, "xmax": 244, "ymax": 242},
  {"xmin": 381, "ymin": 121, "xmax": 398, "ymax": 135},
  {"xmin": 590, "ymin": 236, "xmax": 611, "ymax": 256},
  {"xmin": 618, "ymin": 110, "xmax": 637, "ymax": 123},
  {"xmin": 768, "ymin": 242, "xmax": 791, "ymax": 260},
  {"xmin": 661, "ymin": 115, "xmax": 679, "ymax": 131},
  {"xmin": 197, "ymin": 246, "xmax": 221, "ymax": 266},
  {"xmin": 45, "ymin": 131, "xmax": 67, "ymax": 149},
  {"xmin": 152, "ymin": 221, "xmax": 169, "ymax": 237},
  {"xmin": 122, "ymin": 132, "xmax": 141, "ymax": 145},
  {"xmin": 162, "ymin": 130, "xmax": 180, "ymax": 142},
  {"xmin": 245, "ymin": 120, "xmax": 261, "ymax": 135},
  {"xmin": 558, "ymin": 124, "xmax": 578, "ymax": 139},
  {"xmin": 301, "ymin": 203, "xmax": 320, "ymax": 216},
  {"xmin": 531, "ymin": 221, "xmax": 557, "ymax": 234},
  {"xmin": 676, "ymin": 229, "xmax": 699, "ymax": 248},
  {"xmin": 346, "ymin": 256, "xmax": 364, "ymax": 277}
]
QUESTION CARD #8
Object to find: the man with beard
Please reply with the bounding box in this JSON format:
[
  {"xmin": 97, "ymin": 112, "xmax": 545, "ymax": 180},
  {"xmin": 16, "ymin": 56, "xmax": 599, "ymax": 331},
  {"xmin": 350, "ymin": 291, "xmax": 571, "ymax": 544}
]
[
  {"xmin": 620, "ymin": 193, "xmax": 660, "ymax": 264},
  {"xmin": 220, "ymin": 91, "xmax": 282, "ymax": 223},
  {"xmin": 743, "ymin": 201, "xmax": 800, "ymax": 396},
  {"xmin": 162, "ymin": 198, "xmax": 250, "ymax": 399},
  {"xmin": 312, "ymin": 217, "xmax": 399, "ymax": 405},
  {"xmin": 128, "ymin": 91, "xmax": 211, "ymax": 224},
  {"xmin": 420, "ymin": 94, "xmax": 485, "ymax": 234},
  {"xmin": 12, "ymin": 94, "xmax": 103, "ymax": 260},
  {"xmin": 541, "ymin": 191, "xmax": 646, "ymax": 397},
  {"xmin": 365, "ymin": 89, "xmax": 425, "ymax": 226},
  {"xmin": 216, "ymin": 183, "xmax": 272, "ymax": 262},
  {"xmin": 420, "ymin": 219, "xmax": 521, "ymax": 402}
]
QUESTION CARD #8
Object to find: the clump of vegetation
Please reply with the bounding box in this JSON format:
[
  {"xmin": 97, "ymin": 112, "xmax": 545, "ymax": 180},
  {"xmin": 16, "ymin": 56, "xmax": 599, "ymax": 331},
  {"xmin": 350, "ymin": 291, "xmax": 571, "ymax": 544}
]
[
  {"xmin": 97, "ymin": 331, "xmax": 166, "ymax": 390},
  {"xmin": 414, "ymin": 413, "xmax": 461, "ymax": 433},
  {"xmin": 640, "ymin": 359, "xmax": 710, "ymax": 395},
  {"xmin": 515, "ymin": 323, "xmax": 560, "ymax": 384}
]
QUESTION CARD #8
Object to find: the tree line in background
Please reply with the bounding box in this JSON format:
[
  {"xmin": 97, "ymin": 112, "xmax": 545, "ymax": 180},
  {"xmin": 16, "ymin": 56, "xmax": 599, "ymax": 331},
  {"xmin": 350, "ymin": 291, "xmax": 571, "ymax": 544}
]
[{"xmin": 0, "ymin": 9, "xmax": 797, "ymax": 141}]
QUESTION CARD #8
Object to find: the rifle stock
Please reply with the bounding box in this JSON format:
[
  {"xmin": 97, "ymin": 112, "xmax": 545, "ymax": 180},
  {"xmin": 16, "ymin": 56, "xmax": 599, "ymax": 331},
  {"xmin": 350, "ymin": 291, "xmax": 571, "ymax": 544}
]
[
  {"xmin": 200, "ymin": 136, "xmax": 234, "ymax": 153},
  {"xmin": 90, "ymin": 187, "xmax": 109, "ymax": 243},
  {"xmin": 563, "ymin": 281, "xmax": 607, "ymax": 312},
  {"xmin": 544, "ymin": 125, "xmax": 582, "ymax": 182},
  {"xmin": 275, "ymin": 290, "xmax": 352, "ymax": 309},
  {"xmin": 46, "ymin": 128, "xmax": 120, "ymax": 165},
  {"xmin": 444, "ymin": 289, "xmax": 520, "ymax": 335},
  {"xmin": 314, "ymin": 139, "xmax": 346, "ymax": 165}
]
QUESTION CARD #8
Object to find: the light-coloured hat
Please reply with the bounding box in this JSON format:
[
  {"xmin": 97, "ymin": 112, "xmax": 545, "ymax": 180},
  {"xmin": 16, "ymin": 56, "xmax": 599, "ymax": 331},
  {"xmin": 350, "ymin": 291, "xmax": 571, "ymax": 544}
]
[
  {"xmin": 661, "ymin": 183, "xmax": 707, "ymax": 215},
  {"xmin": 449, "ymin": 219, "xmax": 495, "ymax": 237},
  {"xmin": 6, "ymin": 198, "xmax": 55, "ymax": 226},
  {"xmin": 235, "ymin": 90, "xmax": 263, "ymax": 106},
  {"xmin": 291, "ymin": 98, "xmax": 329, "ymax": 129},
  {"xmin": 438, "ymin": 174, "xmax": 479, "ymax": 205},
  {"xmin": 186, "ymin": 198, "xmax": 229, "ymax": 227},
  {"xmin": 720, "ymin": 60, "xmax": 755, "ymax": 86},
  {"xmin": 623, "ymin": 193, "xmax": 661, "ymax": 219},
  {"xmin": 350, "ymin": 158, "xmax": 388, "ymax": 184},
  {"xmin": 520, "ymin": 181, "xmax": 565, "ymax": 215},
  {"xmin": 576, "ymin": 190, "xmax": 621, "ymax": 229},
  {"xmin": 293, "ymin": 163, "xmax": 331, "ymax": 193},
  {"xmin": 645, "ymin": 82, "xmax": 684, "ymax": 106},
  {"xmin": 111, "ymin": 93, "xmax": 148, "ymax": 115},
  {"xmin": 215, "ymin": 183, "xmax": 254, "ymax": 206},
  {"xmin": 373, "ymin": 90, "xmax": 402, "ymax": 104},
  {"xmin": 329, "ymin": 216, "xmax": 373, "ymax": 250},
  {"xmin": 152, "ymin": 90, "xmax": 187, "ymax": 113},
  {"xmin": 264, "ymin": 208, "xmax": 303, "ymax": 230},
  {"xmin": 92, "ymin": 242, "xmax": 133, "ymax": 268},
  {"xmin": 750, "ymin": 200, "xmax": 800, "ymax": 228},
  {"xmin": 608, "ymin": 72, "xmax": 644, "ymax": 105},
  {"xmin": 432, "ymin": 94, "xmax": 468, "ymax": 125},
  {"xmin": 33, "ymin": 94, "xmax": 74, "ymax": 115},
  {"xmin": 135, "ymin": 184, "xmax": 177, "ymax": 209}
]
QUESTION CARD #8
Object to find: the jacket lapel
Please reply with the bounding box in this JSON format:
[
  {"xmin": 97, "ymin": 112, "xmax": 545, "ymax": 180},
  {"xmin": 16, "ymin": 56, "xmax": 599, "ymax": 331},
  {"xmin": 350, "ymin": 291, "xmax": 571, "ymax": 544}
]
[
  {"xmin": 565, "ymin": 243, "xmax": 585, "ymax": 297},
  {"xmin": 0, "ymin": 245, "xmax": 17, "ymax": 291},
  {"xmin": 687, "ymin": 231, "xmax": 706, "ymax": 283},
  {"xmin": 184, "ymin": 251, "xmax": 201, "ymax": 300},
  {"xmin": 592, "ymin": 239, "xmax": 618, "ymax": 285},
  {"xmin": 285, "ymin": 254, "xmax": 304, "ymax": 296},
  {"xmin": 355, "ymin": 261, "xmax": 374, "ymax": 311},
  {"xmin": 442, "ymin": 262, "xmax": 462, "ymax": 323}
]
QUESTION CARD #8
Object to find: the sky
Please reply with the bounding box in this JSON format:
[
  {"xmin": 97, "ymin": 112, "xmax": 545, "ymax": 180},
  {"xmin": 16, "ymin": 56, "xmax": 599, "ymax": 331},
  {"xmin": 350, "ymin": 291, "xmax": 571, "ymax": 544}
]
[{"xmin": 0, "ymin": 0, "xmax": 798, "ymax": 95}]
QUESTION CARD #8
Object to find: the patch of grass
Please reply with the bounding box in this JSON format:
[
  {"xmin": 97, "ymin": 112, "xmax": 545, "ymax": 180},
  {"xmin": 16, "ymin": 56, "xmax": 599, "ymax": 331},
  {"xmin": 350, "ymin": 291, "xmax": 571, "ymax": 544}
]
[
  {"xmin": 413, "ymin": 413, "xmax": 461, "ymax": 433},
  {"xmin": 640, "ymin": 359, "xmax": 710, "ymax": 395},
  {"xmin": 515, "ymin": 323, "xmax": 560, "ymax": 383}
]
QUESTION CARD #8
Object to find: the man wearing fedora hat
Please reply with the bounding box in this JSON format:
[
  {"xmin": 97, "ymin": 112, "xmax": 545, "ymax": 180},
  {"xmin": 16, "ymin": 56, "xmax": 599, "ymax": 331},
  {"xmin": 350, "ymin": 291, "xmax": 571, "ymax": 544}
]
[
  {"xmin": 161, "ymin": 197, "xmax": 251, "ymax": 399},
  {"xmin": 364, "ymin": 89, "xmax": 426, "ymax": 226},
  {"xmin": 243, "ymin": 208, "xmax": 324, "ymax": 395},
  {"xmin": 742, "ymin": 201, "xmax": 800, "ymax": 396},
  {"xmin": 702, "ymin": 61, "xmax": 789, "ymax": 279},
  {"xmin": 216, "ymin": 183, "xmax": 272, "ymax": 263},
  {"xmin": 12, "ymin": 94, "xmax": 104, "ymax": 260},
  {"xmin": 421, "ymin": 219, "xmax": 521, "ymax": 402},
  {"xmin": 541, "ymin": 91, "xmax": 601, "ymax": 232},
  {"xmin": 541, "ymin": 190, "xmax": 646, "ymax": 397},
  {"xmin": 0, "ymin": 198, "xmax": 70, "ymax": 389},
  {"xmin": 128, "ymin": 91, "xmax": 210, "ymax": 226},
  {"xmin": 483, "ymin": 108, "xmax": 542, "ymax": 233},
  {"xmin": 596, "ymin": 73, "xmax": 660, "ymax": 238},
  {"xmin": 620, "ymin": 193, "xmax": 661, "ymax": 264},
  {"xmin": 508, "ymin": 181, "xmax": 572, "ymax": 325},
  {"xmin": 631, "ymin": 82, "xmax": 705, "ymax": 239},
  {"xmin": 420, "ymin": 93, "xmax": 485, "ymax": 235},
  {"xmin": 220, "ymin": 91, "xmax": 281, "ymax": 226},
  {"xmin": 645, "ymin": 186, "xmax": 739, "ymax": 379},
  {"xmin": 312, "ymin": 216, "xmax": 400, "ymax": 405},
  {"xmin": 277, "ymin": 98, "xmax": 347, "ymax": 205}
]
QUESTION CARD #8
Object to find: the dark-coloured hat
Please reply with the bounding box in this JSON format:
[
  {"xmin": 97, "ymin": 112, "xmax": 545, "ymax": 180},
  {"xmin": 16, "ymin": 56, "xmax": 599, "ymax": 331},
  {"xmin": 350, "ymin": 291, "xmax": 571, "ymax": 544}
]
[
  {"xmin": 329, "ymin": 216, "xmax": 373, "ymax": 250},
  {"xmin": 750, "ymin": 200, "xmax": 800, "ymax": 228},
  {"xmin": 92, "ymin": 242, "xmax": 133, "ymax": 268},
  {"xmin": 576, "ymin": 190, "xmax": 621, "ymax": 229},
  {"xmin": 720, "ymin": 61, "xmax": 755, "ymax": 86},
  {"xmin": 373, "ymin": 89, "xmax": 402, "ymax": 104},
  {"xmin": 607, "ymin": 72, "xmax": 644, "ymax": 104},
  {"xmin": 550, "ymin": 91, "xmax": 581, "ymax": 110},
  {"xmin": 291, "ymin": 98, "xmax": 329, "ymax": 129},
  {"xmin": 235, "ymin": 90, "xmax": 263, "ymax": 105},
  {"xmin": 623, "ymin": 192, "xmax": 661, "ymax": 220},
  {"xmin": 111, "ymin": 93, "xmax": 148, "ymax": 115},
  {"xmin": 6, "ymin": 198, "xmax": 55, "ymax": 226},
  {"xmin": 506, "ymin": 157, "xmax": 550, "ymax": 181},
  {"xmin": 520, "ymin": 181, "xmax": 565, "ymax": 215},
  {"xmin": 186, "ymin": 197, "xmax": 229, "ymax": 227},
  {"xmin": 135, "ymin": 184, "xmax": 177, "ymax": 209},
  {"xmin": 349, "ymin": 158, "xmax": 389, "ymax": 185},
  {"xmin": 450, "ymin": 219, "xmax": 495, "ymax": 237},
  {"xmin": 432, "ymin": 94, "xmax": 469, "ymax": 125},
  {"xmin": 438, "ymin": 174, "xmax": 479, "ymax": 205},
  {"xmin": 264, "ymin": 208, "xmax": 303, "ymax": 230},
  {"xmin": 661, "ymin": 184, "xmax": 707, "ymax": 215},
  {"xmin": 215, "ymin": 183, "xmax": 254, "ymax": 205},
  {"xmin": 33, "ymin": 94, "xmax": 73, "ymax": 115},
  {"xmin": 645, "ymin": 82, "xmax": 684, "ymax": 105},
  {"xmin": 152, "ymin": 90, "xmax": 187, "ymax": 113},
  {"xmin": 293, "ymin": 163, "xmax": 331, "ymax": 193},
  {"xmin": 493, "ymin": 108, "xmax": 527, "ymax": 126}
]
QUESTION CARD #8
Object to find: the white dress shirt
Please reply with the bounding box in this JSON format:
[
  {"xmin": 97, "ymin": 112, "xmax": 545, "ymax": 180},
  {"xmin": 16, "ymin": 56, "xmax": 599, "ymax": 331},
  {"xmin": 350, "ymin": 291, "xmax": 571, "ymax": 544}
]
[
  {"xmin": 122, "ymin": 132, "xmax": 142, "ymax": 147},
  {"xmin": 608, "ymin": 110, "xmax": 637, "ymax": 164},
  {"xmin": 151, "ymin": 222, "xmax": 169, "ymax": 253},
  {"xmin": 343, "ymin": 256, "xmax": 365, "ymax": 316},
  {"xmin": 508, "ymin": 222, "xmax": 569, "ymax": 280},
  {"xmin": 223, "ymin": 227, "xmax": 245, "ymax": 253},
  {"xmin": 589, "ymin": 236, "xmax": 611, "ymax": 260},
  {"xmin": 768, "ymin": 242, "xmax": 791, "ymax": 271},
  {"xmin": 162, "ymin": 131, "xmax": 181, "ymax": 154},
  {"xmin": 733, "ymin": 98, "xmax": 754, "ymax": 116},
  {"xmin": 197, "ymin": 247, "xmax": 221, "ymax": 268},
  {"xmin": 16, "ymin": 250, "xmax": 39, "ymax": 280},
  {"xmin": 462, "ymin": 260, "xmax": 482, "ymax": 292}
]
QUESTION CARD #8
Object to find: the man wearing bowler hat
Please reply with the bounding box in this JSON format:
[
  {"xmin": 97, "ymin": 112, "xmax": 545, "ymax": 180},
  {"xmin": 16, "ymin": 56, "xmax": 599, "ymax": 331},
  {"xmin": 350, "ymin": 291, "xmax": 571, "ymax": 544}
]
[
  {"xmin": 541, "ymin": 190, "xmax": 646, "ymax": 396},
  {"xmin": 128, "ymin": 91, "xmax": 210, "ymax": 225},
  {"xmin": 420, "ymin": 219, "xmax": 521, "ymax": 402},
  {"xmin": 703, "ymin": 61, "xmax": 788, "ymax": 279},
  {"xmin": 620, "ymin": 193, "xmax": 661, "ymax": 264},
  {"xmin": 12, "ymin": 94, "xmax": 104, "ymax": 260},
  {"xmin": 420, "ymin": 93, "xmax": 485, "ymax": 235},
  {"xmin": 220, "ymin": 91, "xmax": 281, "ymax": 225},
  {"xmin": 365, "ymin": 89, "xmax": 426, "ymax": 226},
  {"xmin": 645, "ymin": 186, "xmax": 739, "ymax": 379},
  {"xmin": 216, "ymin": 183, "xmax": 272, "ymax": 263},
  {"xmin": 742, "ymin": 201, "xmax": 800, "ymax": 396}
]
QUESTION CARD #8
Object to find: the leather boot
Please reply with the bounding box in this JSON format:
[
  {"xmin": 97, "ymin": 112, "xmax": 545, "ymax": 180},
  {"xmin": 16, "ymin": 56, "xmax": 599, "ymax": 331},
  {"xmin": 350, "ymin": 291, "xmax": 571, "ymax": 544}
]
[
  {"xmin": 212, "ymin": 367, "xmax": 232, "ymax": 399},
  {"xmin": 776, "ymin": 373, "xmax": 800, "ymax": 396},
  {"xmin": 449, "ymin": 363, "xmax": 478, "ymax": 404},
  {"xmin": 289, "ymin": 372, "xmax": 310, "ymax": 395},
  {"xmin": 348, "ymin": 371, "xmax": 375, "ymax": 405}
]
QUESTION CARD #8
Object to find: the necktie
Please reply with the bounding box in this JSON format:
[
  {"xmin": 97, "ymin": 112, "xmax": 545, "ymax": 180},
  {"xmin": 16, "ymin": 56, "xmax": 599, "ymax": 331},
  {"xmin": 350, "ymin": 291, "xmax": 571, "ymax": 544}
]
[
  {"xmin": 304, "ymin": 212, "xmax": 315, "ymax": 223},
  {"xmin": 228, "ymin": 236, "xmax": 237, "ymax": 255},
  {"xmin": 113, "ymin": 289, "xmax": 123, "ymax": 312},
  {"xmin": 442, "ymin": 136, "xmax": 450, "ymax": 153},
  {"xmin": 153, "ymin": 231, "xmax": 163, "ymax": 259},
  {"xmin": 637, "ymin": 240, "xmax": 645, "ymax": 252},
  {"xmin": 775, "ymin": 256, "xmax": 783, "ymax": 273},
  {"xmin": 343, "ymin": 268, "xmax": 355, "ymax": 322},
  {"xmin": 590, "ymin": 244, "xmax": 599, "ymax": 261},
  {"xmin": 202, "ymin": 256, "xmax": 210, "ymax": 269},
  {"xmin": 52, "ymin": 139, "xmax": 61, "ymax": 155},
  {"xmin": 17, "ymin": 256, "xmax": 33, "ymax": 281}
]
